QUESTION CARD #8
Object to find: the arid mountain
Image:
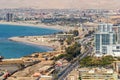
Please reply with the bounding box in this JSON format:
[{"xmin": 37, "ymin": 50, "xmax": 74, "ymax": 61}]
[{"xmin": 0, "ymin": 0, "xmax": 119, "ymax": 9}]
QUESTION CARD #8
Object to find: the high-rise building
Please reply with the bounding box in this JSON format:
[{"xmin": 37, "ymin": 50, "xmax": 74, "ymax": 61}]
[
  {"xmin": 6, "ymin": 13, "xmax": 13, "ymax": 22},
  {"xmin": 95, "ymin": 23, "xmax": 117, "ymax": 56},
  {"xmin": 117, "ymin": 26, "xmax": 120, "ymax": 44}
]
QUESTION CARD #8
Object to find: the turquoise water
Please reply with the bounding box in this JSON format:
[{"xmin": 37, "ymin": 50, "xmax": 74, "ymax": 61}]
[{"xmin": 0, "ymin": 24, "xmax": 60, "ymax": 59}]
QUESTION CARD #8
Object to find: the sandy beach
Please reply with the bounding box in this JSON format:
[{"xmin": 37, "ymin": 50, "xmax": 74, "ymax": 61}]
[
  {"xmin": 0, "ymin": 21, "xmax": 75, "ymax": 51},
  {"xmin": 0, "ymin": 21, "xmax": 76, "ymax": 32},
  {"xmin": 9, "ymin": 36, "xmax": 61, "ymax": 50}
]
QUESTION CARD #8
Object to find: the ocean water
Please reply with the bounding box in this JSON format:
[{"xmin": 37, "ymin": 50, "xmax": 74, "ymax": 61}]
[{"xmin": 0, "ymin": 24, "xmax": 60, "ymax": 59}]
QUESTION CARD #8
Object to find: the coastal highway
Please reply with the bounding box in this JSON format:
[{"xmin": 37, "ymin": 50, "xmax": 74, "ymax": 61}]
[
  {"xmin": 54, "ymin": 37, "xmax": 93, "ymax": 80},
  {"xmin": 57, "ymin": 46, "xmax": 92, "ymax": 80}
]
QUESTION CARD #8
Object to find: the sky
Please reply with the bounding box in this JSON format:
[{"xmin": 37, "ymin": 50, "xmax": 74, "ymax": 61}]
[{"xmin": 0, "ymin": 0, "xmax": 119, "ymax": 9}]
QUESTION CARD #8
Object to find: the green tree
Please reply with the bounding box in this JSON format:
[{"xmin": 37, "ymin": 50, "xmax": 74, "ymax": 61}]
[
  {"xmin": 80, "ymin": 56, "xmax": 114, "ymax": 67},
  {"xmin": 54, "ymin": 54, "xmax": 66, "ymax": 60},
  {"xmin": 65, "ymin": 42, "xmax": 81, "ymax": 61},
  {"xmin": 80, "ymin": 56, "xmax": 92, "ymax": 67},
  {"xmin": 66, "ymin": 36, "xmax": 74, "ymax": 45},
  {"xmin": 64, "ymin": 54, "xmax": 73, "ymax": 61},
  {"xmin": 73, "ymin": 30, "xmax": 79, "ymax": 36},
  {"xmin": 54, "ymin": 42, "xmax": 81, "ymax": 61},
  {"xmin": 79, "ymin": 76, "xmax": 82, "ymax": 80},
  {"xmin": 65, "ymin": 42, "xmax": 81, "ymax": 56},
  {"xmin": 101, "ymin": 55, "xmax": 114, "ymax": 66}
]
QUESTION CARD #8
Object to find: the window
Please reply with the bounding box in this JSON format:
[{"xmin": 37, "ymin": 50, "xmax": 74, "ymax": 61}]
[
  {"xmin": 102, "ymin": 46, "xmax": 107, "ymax": 54},
  {"xmin": 102, "ymin": 34, "xmax": 110, "ymax": 45},
  {"xmin": 116, "ymin": 46, "xmax": 120, "ymax": 49},
  {"xmin": 95, "ymin": 34, "xmax": 100, "ymax": 50},
  {"xmin": 113, "ymin": 34, "xmax": 116, "ymax": 44}
]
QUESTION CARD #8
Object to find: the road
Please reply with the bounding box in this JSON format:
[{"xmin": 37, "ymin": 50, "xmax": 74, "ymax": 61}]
[{"xmin": 57, "ymin": 45, "xmax": 92, "ymax": 80}]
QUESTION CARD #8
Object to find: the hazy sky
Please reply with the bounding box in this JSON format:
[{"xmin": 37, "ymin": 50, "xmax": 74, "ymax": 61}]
[{"xmin": 0, "ymin": 0, "xmax": 119, "ymax": 9}]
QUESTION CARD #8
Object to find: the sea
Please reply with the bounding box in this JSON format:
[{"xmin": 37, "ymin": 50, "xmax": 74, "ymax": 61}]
[{"xmin": 0, "ymin": 24, "xmax": 60, "ymax": 59}]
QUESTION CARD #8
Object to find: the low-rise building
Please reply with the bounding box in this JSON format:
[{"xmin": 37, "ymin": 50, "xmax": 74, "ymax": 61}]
[
  {"xmin": 113, "ymin": 61, "xmax": 120, "ymax": 74},
  {"xmin": 56, "ymin": 33, "xmax": 74, "ymax": 40},
  {"xmin": 66, "ymin": 69, "xmax": 79, "ymax": 80},
  {"xmin": 80, "ymin": 68, "xmax": 118, "ymax": 80},
  {"xmin": 113, "ymin": 61, "xmax": 120, "ymax": 79}
]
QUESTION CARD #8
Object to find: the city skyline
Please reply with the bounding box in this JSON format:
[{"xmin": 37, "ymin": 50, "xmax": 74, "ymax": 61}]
[{"xmin": 0, "ymin": 0, "xmax": 120, "ymax": 9}]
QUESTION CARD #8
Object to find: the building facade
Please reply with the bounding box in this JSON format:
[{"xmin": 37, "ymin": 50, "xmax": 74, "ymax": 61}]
[
  {"xmin": 117, "ymin": 26, "xmax": 120, "ymax": 44},
  {"xmin": 95, "ymin": 23, "xmax": 117, "ymax": 56},
  {"xmin": 80, "ymin": 68, "xmax": 118, "ymax": 80},
  {"xmin": 6, "ymin": 13, "xmax": 13, "ymax": 22}
]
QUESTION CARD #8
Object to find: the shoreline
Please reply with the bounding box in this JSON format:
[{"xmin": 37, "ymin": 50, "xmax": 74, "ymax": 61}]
[
  {"xmin": 0, "ymin": 22, "xmax": 70, "ymax": 78},
  {"xmin": 0, "ymin": 21, "xmax": 72, "ymax": 58},
  {"xmin": 0, "ymin": 21, "xmax": 65, "ymax": 52},
  {"xmin": 9, "ymin": 36, "xmax": 60, "ymax": 51},
  {"xmin": 9, "ymin": 38, "xmax": 55, "ymax": 50},
  {"xmin": 9, "ymin": 38, "xmax": 54, "ymax": 51},
  {"xmin": 0, "ymin": 21, "xmax": 76, "ymax": 32},
  {"xmin": 0, "ymin": 21, "xmax": 75, "ymax": 51}
]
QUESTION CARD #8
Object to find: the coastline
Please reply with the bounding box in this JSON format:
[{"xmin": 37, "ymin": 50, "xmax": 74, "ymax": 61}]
[
  {"xmin": 9, "ymin": 38, "xmax": 54, "ymax": 51},
  {"xmin": 0, "ymin": 21, "xmax": 73, "ymax": 52},
  {"xmin": 0, "ymin": 21, "xmax": 75, "ymax": 32},
  {"xmin": 0, "ymin": 22, "xmax": 64, "ymax": 79},
  {"xmin": 9, "ymin": 36, "xmax": 60, "ymax": 51}
]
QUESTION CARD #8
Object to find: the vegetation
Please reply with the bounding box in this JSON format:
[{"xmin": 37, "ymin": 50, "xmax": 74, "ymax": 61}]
[
  {"xmin": 54, "ymin": 42, "xmax": 81, "ymax": 61},
  {"xmin": 58, "ymin": 39, "xmax": 64, "ymax": 45},
  {"xmin": 84, "ymin": 30, "xmax": 95, "ymax": 37},
  {"xmin": 80, "ymin": 55, "xmax": 114, "ymax": 67},
  {"xmin": 54, "ymin": 54, "xmax": 66, "ymax": 61},
  {"xmin": 115, "ymin": 57, "xmax": 120, "ymax": 61},
  {"xmin": 72, "ymin": 30, "xmax": 79, "ymax": 36},
  {"xmin": 65, "ymin": 42, "xmax": 81, "ymax": 57},
  {"xmin": 79, "ymin": 76, "xmax": 82, "ymax": 80},
  {"xmin": 65, "ymin": 36, "xmax": 74, "ymax": 45},
  {"xmin": 41, "ymin": 18, "xmax": 89, "ymax": 26},
  {"xmin": 68, "ymin": 30, "xmax": 79, "ymax": 37}
]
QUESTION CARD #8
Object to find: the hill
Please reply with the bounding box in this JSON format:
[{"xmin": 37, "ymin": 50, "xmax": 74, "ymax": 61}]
[{"xmin": 0, "ymin": 0, "xmax": 119, "ymax": 9}]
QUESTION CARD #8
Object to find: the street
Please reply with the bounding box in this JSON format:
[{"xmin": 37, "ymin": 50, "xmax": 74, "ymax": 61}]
[{"xmin": 57, "ymin": 40, "xmax": 92, "ymax": 80}]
